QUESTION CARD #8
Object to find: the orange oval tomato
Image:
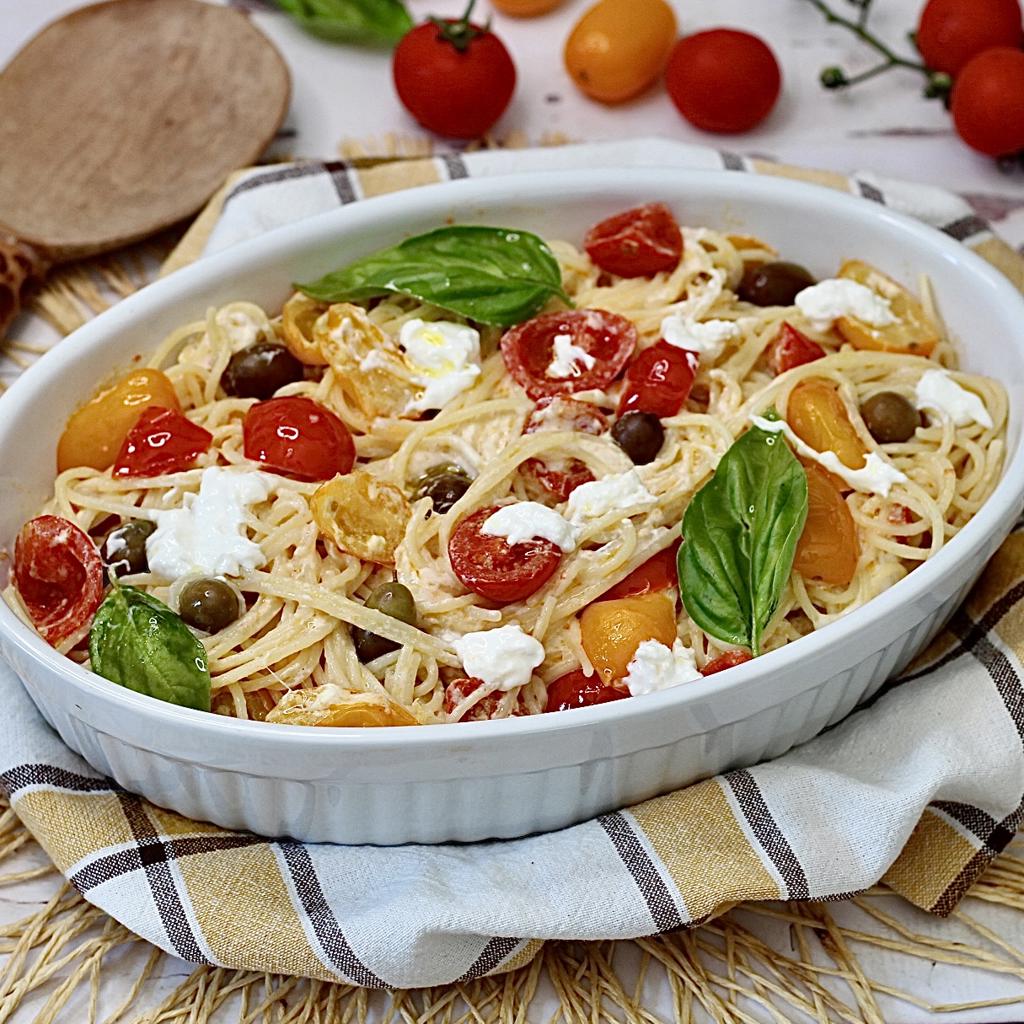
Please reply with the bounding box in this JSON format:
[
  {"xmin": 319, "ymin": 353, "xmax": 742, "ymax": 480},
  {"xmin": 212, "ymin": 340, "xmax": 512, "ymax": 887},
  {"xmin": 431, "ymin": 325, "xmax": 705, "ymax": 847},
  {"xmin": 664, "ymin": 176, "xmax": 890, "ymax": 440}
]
[
  {"xmin": 491, "ymin": 0, "xmax": 563, "ymax": 14},
  {"xmin": 564, "ymin": 0, "xmax": 677, "ymax": 104},
  {"xmin": 57, "ymin": 368, "xmax": 180, "ymax": 473},
  {"xmin": 794, "ymin": 463, "xmax": 860, "ymax": 586},
  {"xmin": 579, "ymin": 592, "xmax": 677, "ymax": 684},
  {"xmin": 787, "ymin": 378, "xmax": 866, "ymax": 471}
]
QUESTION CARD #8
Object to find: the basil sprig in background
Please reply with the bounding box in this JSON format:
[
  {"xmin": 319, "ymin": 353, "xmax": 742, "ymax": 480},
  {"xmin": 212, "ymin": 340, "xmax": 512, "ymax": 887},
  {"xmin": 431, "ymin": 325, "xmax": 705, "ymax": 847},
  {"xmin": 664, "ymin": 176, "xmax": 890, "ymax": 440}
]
[
  {"xmin": 298, "ymin": 226, "xmax": 572, "ymax": 328},
  {"xmin": 273, "ymin": 0, "xmax": 412, "ymax": 46},
  {"xmin": 89, "ymin": 585, "xmax": 212, "ymax": 712},
  {"xmin": 678, "ymin": 423, "xmax": 809, "ymax": 656}
]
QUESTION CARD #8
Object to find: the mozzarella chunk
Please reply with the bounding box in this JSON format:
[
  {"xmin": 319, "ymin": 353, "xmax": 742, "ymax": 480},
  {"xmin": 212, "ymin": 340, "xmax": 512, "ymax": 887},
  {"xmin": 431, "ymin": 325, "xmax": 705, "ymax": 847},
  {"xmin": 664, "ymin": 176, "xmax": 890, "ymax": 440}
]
[
  {"xmin": 400, "ymin": 319, "xmax": 481, "ymax": 412},
  {"xmin": 915, "ymin": 369, "xmax": 993, "ymax": 429},
  {"xmin": 481, "ymin": 502, "xmax": 577, "ymax": 553},
  {"xmin": 547, "ymin": 332, "xmax": 597, "ymax": 379},
  {"xmin": 623, "ymin": 639, "xmax": 701, "ymax": 697},
  {"xmin": 795, "ymin": 279, "xmax": 897, "ymax": 332},
  {"xmin": 565, "ymin": 470, "xmax": 655, "ymax": 526},
  {"xmin": 453, "ymin": 625, "xmax": 545, "ymax": 691}
]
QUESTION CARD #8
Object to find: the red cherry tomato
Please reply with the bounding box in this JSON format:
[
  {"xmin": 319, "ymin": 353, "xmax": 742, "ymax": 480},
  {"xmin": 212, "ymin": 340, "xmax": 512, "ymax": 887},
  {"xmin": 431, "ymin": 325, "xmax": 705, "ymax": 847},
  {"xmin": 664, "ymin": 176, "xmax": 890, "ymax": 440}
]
[
  {"xmin": 545, "ymin": 669, "xmax": 629, "ymax": 712},
  {"xmin": 112, "ymin": 407, "xmax": 213, "ymax": 479},
  {"xmin": 701, "ymin": 650, "xmax": 753, "ymax": 675},
  {"xmin": 448, "ymin": 505, "xmax": 562, "ymax": 603},
  {"xmin": 916, "ymin": 0, "xmax": 1023, "ymax": 76},
  {"xmin": 14, "ymin": 516, "xmax": 104, "ymax": 647},
  {"xmin": 584, "ymin": 204, "xmax": 683, "ymax": 278},
  {"xmin": 243, "ymin": 396, "xmax": 355, "ymax": 482},
  {"xmin": 618, "ymin": 341, "xmax": 698, "ymax": 418},
  {"xmin": 766, "ymin": 323, "xmax": 825, "ymax": 377},
  {"xmin": 501, "ymin": 309, "xmax": 637, "ymax": 401},
  {"xmin": 951, "ymin": 48, "xmax": 1024, "ymax": 157},
  {"xmin": 444, "ymin": 677, "xmax": 526, "ymax": 721},
  {"xmin": 665, "ymin": 29, "xmax": 782, "ymax": 134},
  {"xmin": 523, "ymin": 396, "xmax": 608, "ymax": 501},
  {"xmin": 603, "ymin": 540, "xmax": 681, "ymax": 601},
  {"xmin": 392, "ymin": 13, "xmax": 516, "ymax": 139}
]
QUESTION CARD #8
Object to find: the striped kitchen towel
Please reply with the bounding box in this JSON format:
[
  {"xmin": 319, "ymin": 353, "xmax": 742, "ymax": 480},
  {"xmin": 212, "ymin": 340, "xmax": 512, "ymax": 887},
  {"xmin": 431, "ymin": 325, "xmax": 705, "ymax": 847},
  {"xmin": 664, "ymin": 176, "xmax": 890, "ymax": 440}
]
[{"xmin": 3, "ymin": 140, "xmax": 1024, "ymax": 988}]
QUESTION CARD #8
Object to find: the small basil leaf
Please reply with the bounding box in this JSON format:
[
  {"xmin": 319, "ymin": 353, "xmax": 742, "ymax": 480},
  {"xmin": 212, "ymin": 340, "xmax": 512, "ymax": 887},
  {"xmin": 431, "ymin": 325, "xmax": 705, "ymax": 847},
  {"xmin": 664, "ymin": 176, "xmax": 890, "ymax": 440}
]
[
  {"xmin": 88, "ymin": 586, "xmax": 211, "ymax": 712},
  {"xmin": 273, "ymin": 0, "xmax": 412, "ymax": 46},
  {"xmin": 678, "ymin": 425, "xmax": 808, "ymax": 656},
  {"xmin": 297, "ymin": 225, "xmax": 571, "ymax": 327}
]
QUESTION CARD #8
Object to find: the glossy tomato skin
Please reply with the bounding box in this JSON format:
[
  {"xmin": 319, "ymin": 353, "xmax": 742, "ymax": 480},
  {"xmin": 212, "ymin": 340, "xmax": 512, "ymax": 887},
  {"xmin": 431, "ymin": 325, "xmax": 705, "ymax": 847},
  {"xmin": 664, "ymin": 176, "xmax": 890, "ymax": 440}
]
[
  {"xmin": 545, "ymin": 669, "xmax": 629, "ymax": 712},
  {"xmin": 766, "ymin": 323, "xmax": 826, "ymax": 376},
  {"xmin": 243, "ymin": 396, "xmax": 355, "ymax": 482},
  {"xmin": 603, "ymin": 540, "xmax": 681, "ymax": 600},
  {"xmin": 392, "ymin": 20, "xmax": 516, "ymax": 139},
  {"xmin": 448, "ymin": 505, "xmax": 562, "ymax": 603},
  {"xmin": 618, "ymin": 341, "xmax": 698, "ymax": 418},
  {"xmin": 666, "ymin": 29, "xmax": 782, "ymax": 134},
  {"xmin": 701, "ymin": 650, "xmax": 753, "ymax": 675},
  {"xmin": 523, "ymin": 396, "xmax": 608, "ymax": 501},
  {"xmin": 952, "ymin": 48, "xmax": 1024, "ymax": 157},
  {"xmin": 501, "ymin": 309, "xmax": 637, "ymax": 400},
  {"xmin": 916, "ymin": 0, "xmax": 1023, "ymax": 76},
  {"xmin": 14, "ymin": 515, "xmax": 104, "ymax": 647},
  {"xmin": 584, "ymin": 204, "xmax": 683, "ymax": 278},
  {"xmin": 112, "ymin": 406, "xmax": 213, "ymax": 478}
]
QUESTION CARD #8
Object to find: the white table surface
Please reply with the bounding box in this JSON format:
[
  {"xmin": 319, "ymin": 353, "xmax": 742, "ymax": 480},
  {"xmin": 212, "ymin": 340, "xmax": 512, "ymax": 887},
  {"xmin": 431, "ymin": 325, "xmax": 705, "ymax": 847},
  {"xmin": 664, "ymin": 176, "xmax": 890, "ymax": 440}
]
[{"xmin": 3, "ymin": 1, "xmax": 1024, "ymax": 1020}]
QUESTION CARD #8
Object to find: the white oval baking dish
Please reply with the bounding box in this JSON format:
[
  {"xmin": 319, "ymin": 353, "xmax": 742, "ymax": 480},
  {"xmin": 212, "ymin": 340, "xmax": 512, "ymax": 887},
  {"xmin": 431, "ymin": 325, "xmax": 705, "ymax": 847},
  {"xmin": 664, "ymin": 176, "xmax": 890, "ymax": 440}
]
[{"xmin": 1, "ymin": 169, "xmax": 1022, "ymax": 845}]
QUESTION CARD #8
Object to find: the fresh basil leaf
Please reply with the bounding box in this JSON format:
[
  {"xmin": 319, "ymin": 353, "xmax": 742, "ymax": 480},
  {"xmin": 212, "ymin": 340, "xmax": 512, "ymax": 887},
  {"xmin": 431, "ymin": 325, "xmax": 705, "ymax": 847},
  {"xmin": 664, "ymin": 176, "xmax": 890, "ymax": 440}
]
[
  {"xmin": 88, "ymin": 586, "xmax": 211, "ymax": 712},
  {"xmin": 678, "ymin": 425, "xmax": 808, "ymax": 656},
  {"xmin": 273, "ymin": 0, "xmax": 412, "ymax": 46},
  {"xmin": 297, "ymin": 226, "xmax": 571, "ymax": 327}
]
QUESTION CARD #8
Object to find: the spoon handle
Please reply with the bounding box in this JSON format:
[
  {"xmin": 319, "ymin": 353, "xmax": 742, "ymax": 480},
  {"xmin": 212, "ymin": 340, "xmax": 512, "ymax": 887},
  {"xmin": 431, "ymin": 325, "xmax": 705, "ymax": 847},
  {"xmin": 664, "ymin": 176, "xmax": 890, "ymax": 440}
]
[{"xmin": 0, "ymin": 235, "xmax": 50, "ymax": 341}]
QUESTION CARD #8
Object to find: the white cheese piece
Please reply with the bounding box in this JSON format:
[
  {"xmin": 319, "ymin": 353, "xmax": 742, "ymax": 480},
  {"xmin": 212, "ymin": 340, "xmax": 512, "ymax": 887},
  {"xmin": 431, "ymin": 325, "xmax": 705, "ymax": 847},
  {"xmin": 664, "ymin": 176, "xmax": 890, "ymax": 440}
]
[
  {"xmin": 400, "ymin": 319, "xmax": 482, "ymax": 413},
  {"xmin": 453, "ymin": 625, "xmax": 545, "ymax": 691},
  {"xmin": 546, "ymin": 332, "xmax": 597, "ymax": 379},
  {"xmin": 660, "ymin": 311, "xmax": 739, "ymax": 361},
  {"xmin": 565, "ymin": 469, "xmax": 655, "ymax": 527},
  {"xmin": 794, "ymin": 279, "xmax": 897, "ymax": 332},
  {"xmin": 750, "ymin": 415, "xmax": 908, "ymax": 497},
  {"xmin": 146, "ymin": 466, "xmax": 273, "ymax": 580},
  {"xmin": 623, "ymin": 639, "xmax": 702, "ymax": 697},
  {"xmin": 481, "ymin": 502, "xmax": 577, "ymax": 553},
  {"xmin": 914, "ymin": 369, "xmax": 993, "ymax": 429}
]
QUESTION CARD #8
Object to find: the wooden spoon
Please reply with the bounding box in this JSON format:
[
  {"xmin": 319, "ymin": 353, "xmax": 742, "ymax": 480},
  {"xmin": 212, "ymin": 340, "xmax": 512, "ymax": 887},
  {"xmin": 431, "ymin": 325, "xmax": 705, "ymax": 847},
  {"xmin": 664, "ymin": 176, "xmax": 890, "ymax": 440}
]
[{"xmin": 0, "ymin": 0, "xmax": 291, "ymax": 337}]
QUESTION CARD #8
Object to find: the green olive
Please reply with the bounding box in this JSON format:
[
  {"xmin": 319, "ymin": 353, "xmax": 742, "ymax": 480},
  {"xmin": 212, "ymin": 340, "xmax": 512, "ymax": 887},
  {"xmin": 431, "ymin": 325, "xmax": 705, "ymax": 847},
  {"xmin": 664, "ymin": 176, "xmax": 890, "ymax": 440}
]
[
  {"xmin": 353, "ymin": 582, "xmax": 418, "ymax": 662},
  {"xmin": 178, "ymin": 577, "xmax": 241, "ymax": 633},
  {"xmin": 860, "ymin": 391, "xmax": 919, "ymax": 444},
  {"xmin": 738, "ymin": 261, "xmax": 816, "ymax": 307},
  {"xmin": 103, "ymin": 519, "xmax": 156, "ymax": 578},
  {"xmin": 411, "ymin": 463, "xmax": 472, "ymax": 514},
  {"xmin": 611, "ymin": 411, "xmax": 664, "ymax": 465}
]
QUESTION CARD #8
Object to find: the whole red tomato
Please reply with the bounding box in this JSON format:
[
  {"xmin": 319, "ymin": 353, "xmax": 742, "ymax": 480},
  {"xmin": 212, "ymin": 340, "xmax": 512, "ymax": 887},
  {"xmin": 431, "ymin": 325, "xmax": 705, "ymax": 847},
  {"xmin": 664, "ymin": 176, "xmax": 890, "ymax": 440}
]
[
  {"xmin": 665, "ymin": 29, "xmax": 782, "ymax": 134},
  {"xmin": 916, "ymin": 0, "xmax": 1023, "ymax": 77},
  {"xmin": 393, "ymin": 1, "xmax": 516, "ymax": 139},
  {"xmin": 951, "ymin": 48, "xmax": 1024, "ymax": 156}
]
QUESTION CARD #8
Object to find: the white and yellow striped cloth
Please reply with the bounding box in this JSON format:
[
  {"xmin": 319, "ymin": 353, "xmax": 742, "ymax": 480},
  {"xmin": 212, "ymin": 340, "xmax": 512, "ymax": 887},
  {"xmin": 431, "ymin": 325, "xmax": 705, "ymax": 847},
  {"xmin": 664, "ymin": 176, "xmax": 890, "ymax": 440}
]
[{"xmin": 3, "ymin": 141, "xmax": 1023, "ymax": 988}]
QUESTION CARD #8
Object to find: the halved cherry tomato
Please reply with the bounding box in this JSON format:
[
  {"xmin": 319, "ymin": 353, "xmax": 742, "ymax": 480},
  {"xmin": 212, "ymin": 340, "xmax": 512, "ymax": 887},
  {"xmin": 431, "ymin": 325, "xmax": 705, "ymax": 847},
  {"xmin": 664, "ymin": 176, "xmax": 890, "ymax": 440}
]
[
  {"xmin": 57, "ymin": 369, "xmax": 180, "ymax": 473},
  {"xmin": 444, "ymin": 677, "xmax": 527, "ymax": 721},
  {"xmin": 448, "ymin": 505, "xmax": 562, "ymax": 603},
  {"xmin": 14, "ymin": 516, "xmax": 104, "ymax": 647},
  {"xmin": 766, "ymin": 323, "xmax": 825, "ymax": 376},
  {"xmin": 618, "ymin": 341, "xmax": 698, "ymax": 418},
  {"xmin": 243, "ymin": 396, "xmax": 355, "ymax": 482},
  {"xmin": 580, "ymin": 592, "xmax": 677, "ymax": 684},
  {"xmin": 603, "ymin": 540, "xmax": 681, "ymax": 600},
  {"xmin": 794, "ymin": 463, "xmax": 860, "ymax": 586},
  {"xmin": 701, "ymin": 650, "xmax": 753, "ymax": 675},
  {"xmin": 523, "ymin": 396, "xmax": 608, "ymax": 501},
  {"xmin": 501, "ymin": 309, "xmax": 637, "ymax": 400},
  {"xmin": 584, "ymin": 204, "xmax": 683, "ymax": 278},
  {"xmin": 787, "ymin": 378, "xmax": 866, "ymax": 471},
  {"xmin": 112, "ymin": 407, "xmax": 213, "ymax": 479},
  {"xmin": 545, "ymin": 669, "xmax": 629, "ymax": 712}
]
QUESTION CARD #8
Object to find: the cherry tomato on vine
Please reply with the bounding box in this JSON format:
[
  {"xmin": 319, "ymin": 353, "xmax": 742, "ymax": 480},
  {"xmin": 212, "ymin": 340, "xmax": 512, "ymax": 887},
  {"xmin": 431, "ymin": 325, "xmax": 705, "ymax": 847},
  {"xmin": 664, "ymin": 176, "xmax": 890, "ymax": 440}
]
[
  {"xmin": 545, "ymin": 670, "xmax": 629, "ymax": 712},
  {"xmin": 392, "ymin": 1, "xmax": 516, "ymax": 139},
  {"xmin": 113, "ymin": 406, "xmax": 213, "ymax": 479},
  {"xmin": 916, "ymin": 0, "xmax": 1023, "ymax": 77},
  {"xmin": 584, "ymin": 204, "xmax": 683, "ymax": 278},
  {"xmin": 243, "ymin": 396, "xmax": 355, "ymax": 482},
  {"xmin": 665, "ymin": 29, "xmax": 782, "ymax": 134},
  {"xmin": 951, "ymin": 48, "xmax": 1024, "ymax": 157}
]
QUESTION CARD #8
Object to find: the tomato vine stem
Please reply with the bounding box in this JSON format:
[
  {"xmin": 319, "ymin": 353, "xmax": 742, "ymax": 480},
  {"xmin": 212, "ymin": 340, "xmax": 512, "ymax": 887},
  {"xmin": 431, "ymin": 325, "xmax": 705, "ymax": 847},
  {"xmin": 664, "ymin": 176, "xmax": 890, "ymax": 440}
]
[{"xmin": 429, "ymin": 0, "xmax": 488, "ymax": 52}]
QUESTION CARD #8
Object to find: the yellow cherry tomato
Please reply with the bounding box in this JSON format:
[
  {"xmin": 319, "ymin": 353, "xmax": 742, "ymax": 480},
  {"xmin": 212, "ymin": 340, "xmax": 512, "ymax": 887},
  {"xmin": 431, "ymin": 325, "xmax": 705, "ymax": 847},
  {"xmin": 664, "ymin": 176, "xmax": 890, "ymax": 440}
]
[
  {"xmin": 564, "ymin": 0, "xmax": 677, "ymax": 104},
  {"xmin": 580, "ymin": 592, "xmax": 677, "ymax": 684},
  {"xmin": 794, "ymin": 463, "xmax": 860, "ymax": 586},
  {"xmin": 266, "ymin": 687, "xmax": 419, "ymax": 727},
  {"xmin": 491, "ymin": 0, "xmax": 563, "ymax": 14},
  {"xmin": 787, "ymin": 378, "xmax": 867, "ymax": 471},
  {"xmin": 57, "ymin": 368, "xmax": 180, "ymax": 473},
  {"xmin": 280, "ymin": 292, "xmax": 329, "ymax": 366}
]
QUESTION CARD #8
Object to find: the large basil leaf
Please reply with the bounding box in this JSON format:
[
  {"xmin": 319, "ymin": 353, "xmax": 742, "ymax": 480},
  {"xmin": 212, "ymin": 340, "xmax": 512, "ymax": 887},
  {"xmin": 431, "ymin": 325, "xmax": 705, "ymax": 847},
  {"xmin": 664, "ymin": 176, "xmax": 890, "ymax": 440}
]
[
  {"xmin": 88, "ymin": 586, "xmax": 211, "ymax": 712},
  {"xmin": 273, "ymin": 0, "xmax": 412, "ymax": 46},
  {"xmin": 297, "ymin": 226, "xmax": 571, "ymax": 327},
  {"xmin": 678, "ymin": 425, "xmax": 808, "ymax": 656}
]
